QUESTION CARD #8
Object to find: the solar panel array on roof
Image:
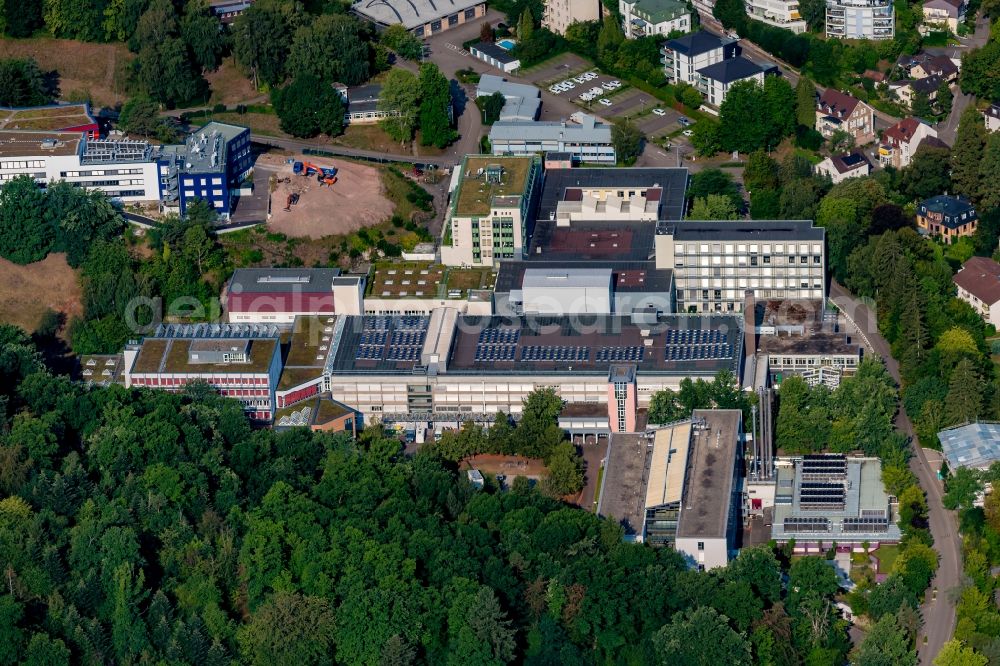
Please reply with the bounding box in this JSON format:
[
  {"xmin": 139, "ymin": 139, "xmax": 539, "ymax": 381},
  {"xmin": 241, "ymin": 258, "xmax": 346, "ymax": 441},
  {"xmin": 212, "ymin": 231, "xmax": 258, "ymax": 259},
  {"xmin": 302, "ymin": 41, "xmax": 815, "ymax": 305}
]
[
  {"xmin": 799, "ymin": 482, "xmax": 846, "ymax": 509},
  {"xmin": 665, "ymin": 344, "xmax": 732, "ymax": 361},
  {"xmin": 596, "ymin": 346, "xmax": 644, "ymax": 362},
  {"xmin": 520, "ymin": 346, "xmax": 590, "ymax": 362},
  {"xmin": 355, "ymin": 315, "xmax": 429, "ymax": 364},
  {"xmin": 478, "ymin": 328, "xmax": 520, "ymax": 344},
  {"xmin": 843, "ymin": 516, "xmax": 890, "ymax": 533},
  {"xmin": 782, "ymin": 516, "xmax": 831, "ymax": 533},
  {"xmin": 802, "ymin": 454, "xmax": 848, "ymax": 479}
]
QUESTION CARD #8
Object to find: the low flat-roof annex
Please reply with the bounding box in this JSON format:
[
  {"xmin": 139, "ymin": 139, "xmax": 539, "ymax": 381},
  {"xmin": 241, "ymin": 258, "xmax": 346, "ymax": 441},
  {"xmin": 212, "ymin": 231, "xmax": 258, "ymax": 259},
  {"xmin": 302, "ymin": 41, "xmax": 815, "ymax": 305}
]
[
  {"xmin": 675, "ymin": 409, "xmax": 741, "ymax": 539},
  {"xmin": 452, "ymin": 155, "xmax": 535, "ymax": 217},
  {"xmin": 0, "ymin": 130, "xmax": 82, "ymax": 157}
]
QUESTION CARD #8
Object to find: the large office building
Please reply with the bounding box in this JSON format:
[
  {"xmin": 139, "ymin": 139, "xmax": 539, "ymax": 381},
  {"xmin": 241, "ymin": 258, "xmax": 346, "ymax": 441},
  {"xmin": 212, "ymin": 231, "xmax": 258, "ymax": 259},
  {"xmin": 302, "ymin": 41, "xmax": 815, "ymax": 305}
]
[
  {"xmin": 488, "ymin": 113, "xmax": 616, "ymax": 164},
  {"xmin": 122, "ymin": 323, "xmax": 284, "ymax": 422},
  {"xmin": 351, "ymin": 0, "xmax": 486, "ymax": 36},
  {"xmin": 441, "ymin": 155, "xmax": 543, "ymax": 267},
  {"xmin": 770, "ymin": 455, "xmax": 903, "ymax": 554},
  {"xmin": 826, "ymin": 0, "xmax": 894, "ymax": 39},
  {"xmin": 155, "ymin": 121, "xmax": 253, "ymax": 217},
  {"xmin": 0, "ymin": 119, "xmax": 251, "ymax": 217},
  {"xmin": 226, "ymin": 268, "xmax": 364, "ymax": 323},
  {"xmin": 624, "ymin": 410, "xmax": 743, "ymax": 569},
  {"xmin": 655, "ymin": 220, "xmax": 827, "ymax": 313}
]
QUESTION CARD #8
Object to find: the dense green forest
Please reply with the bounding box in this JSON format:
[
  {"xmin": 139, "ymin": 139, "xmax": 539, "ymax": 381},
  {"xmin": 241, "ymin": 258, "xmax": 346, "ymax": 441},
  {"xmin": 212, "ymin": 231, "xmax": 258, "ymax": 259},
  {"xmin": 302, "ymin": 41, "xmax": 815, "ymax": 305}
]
[{"xmin": 0, "ymin": 326, "xmax": 867, "ymax": 665}]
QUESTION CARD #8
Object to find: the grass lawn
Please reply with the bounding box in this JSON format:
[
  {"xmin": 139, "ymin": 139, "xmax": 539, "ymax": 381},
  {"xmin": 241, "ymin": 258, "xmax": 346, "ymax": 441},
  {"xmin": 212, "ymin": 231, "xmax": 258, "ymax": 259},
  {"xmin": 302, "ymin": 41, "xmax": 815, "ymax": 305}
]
[
  {"xmin": 873, "ymin": 544, "xmax": 900, "ymax": 572},
  {"xmin": 331, "ymin": 124, "xmax": 447, "ymax": 157},
  {"xmin": 0, "ymin": 37, "xmax": 131, "ymax": 107},
  {"xmin": 593, "ymin": 464, "xmax": 605, "ymax": 510}
]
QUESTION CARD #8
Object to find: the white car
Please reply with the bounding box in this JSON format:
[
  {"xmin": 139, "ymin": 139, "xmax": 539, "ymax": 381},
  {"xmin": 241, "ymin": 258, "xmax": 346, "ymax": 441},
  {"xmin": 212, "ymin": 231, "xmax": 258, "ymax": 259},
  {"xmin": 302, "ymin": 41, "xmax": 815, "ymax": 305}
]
[
  {"xmin": 599, "ymin": 98, "xmax": 613, "ymax": 106},
  {"xmin": 584, "ymin": 72, "xmax": 598, "ymax": 80},
  {"xmin": 682, "ymin": 129, "xmax": 694, "ymax": 136},
  {"xmin": 602, "ymin": 82, "xmax": 616, "ymax": 90},
  {"xmin": 590, "ymin": 87, "xmax": 603, "ymax": 95},
  {"xmin": 562, "ymin": 80, "xmax": 576, "ymax": 88},
  {"xmin": 608, "ymin": 80, "xmax": 621, "ymax": 88},
  {"xmin": 549, "ymin": 85, "xmax": 561, "ymax": 94},
  {"xmin": 573, "ymin": 76, "xmax": 587, "ymax": 84},
  {"xmin": 652, "ymin": 108, "xmax": 666, "ymax": 116}
]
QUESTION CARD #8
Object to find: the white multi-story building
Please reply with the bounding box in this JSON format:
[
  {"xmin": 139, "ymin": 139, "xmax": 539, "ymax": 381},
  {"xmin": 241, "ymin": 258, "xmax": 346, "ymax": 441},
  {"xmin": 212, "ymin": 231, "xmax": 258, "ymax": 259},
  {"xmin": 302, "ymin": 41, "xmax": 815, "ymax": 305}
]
[
  {"xmin": 655, "ymin": 220, "xmax": 827, "ymax": 313},
  {"xmin": 620, "ymin": 0, "xmax": 692, "ymax": 38},
  {"xmin": 661, "ymin": 29, "xmax": 771, "ymax": 107},
  {"xmin": 745, "ymin": 0, "xmax": 807, "ymax": 32},
  {"xmin": 0, "ymin": 130, "xmax": 160, "ymax": 203},
  {"xmin": 984, "ymin": 103, "xmax": 1000, "ymax": 132},
  {"xmin": 440, "ymin": 155, "xmax": 543, "ymax": 267},
  {"xmin": 826, "ymin": 0, "xmax": 894, "ymax": 39}
]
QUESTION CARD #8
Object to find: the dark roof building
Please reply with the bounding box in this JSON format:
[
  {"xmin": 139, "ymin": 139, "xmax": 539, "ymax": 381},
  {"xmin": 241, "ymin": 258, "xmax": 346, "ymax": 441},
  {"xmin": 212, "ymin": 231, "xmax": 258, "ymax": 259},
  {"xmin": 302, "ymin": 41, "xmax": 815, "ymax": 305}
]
[
  {"xmin": 695, "ymin": 57, "xmax": 765, "ymax": 83},
  {"xmin": 829, "ymin": 151, "xmax": 871, "ymax": 175},
  {"xmin": 661, "ymin": 219, "xmax": 825, "ymax": 242},
  {"xmin": 665, "ymin": 29, "xmax": 737, "ymax": 56},
  {"xmin": 918, "ymin": 194, "xmax": 977, "ymax": 228},
  {"xmin": 816, "ymin": 89, "xmax": 862, "ymax": 119}
]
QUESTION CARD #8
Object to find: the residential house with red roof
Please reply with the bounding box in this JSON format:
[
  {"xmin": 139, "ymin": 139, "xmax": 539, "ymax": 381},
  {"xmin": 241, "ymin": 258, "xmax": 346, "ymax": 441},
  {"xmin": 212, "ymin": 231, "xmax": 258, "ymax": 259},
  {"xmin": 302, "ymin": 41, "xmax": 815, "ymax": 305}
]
[
  {"xmin": 879, "ymin": 117, "xmax": 940, "ymax": 168},
  {"xmin": 815, "ymin": 89, "xmax": 875, "ymax": 145},
  {"xmin": 954, "ymin": 256, "xmax": 1000, "ymax": 327}
]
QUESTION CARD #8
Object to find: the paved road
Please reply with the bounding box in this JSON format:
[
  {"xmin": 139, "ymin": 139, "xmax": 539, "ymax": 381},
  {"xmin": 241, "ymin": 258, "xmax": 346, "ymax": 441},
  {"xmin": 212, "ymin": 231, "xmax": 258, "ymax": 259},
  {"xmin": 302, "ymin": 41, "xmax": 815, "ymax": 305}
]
[
  {"xmin": 934, "ymin": 12, "xmax": 991, "ymax": 145},
  {"xmin": 829, "ymin": 281, "xmax": 961, "ymax": 665}
]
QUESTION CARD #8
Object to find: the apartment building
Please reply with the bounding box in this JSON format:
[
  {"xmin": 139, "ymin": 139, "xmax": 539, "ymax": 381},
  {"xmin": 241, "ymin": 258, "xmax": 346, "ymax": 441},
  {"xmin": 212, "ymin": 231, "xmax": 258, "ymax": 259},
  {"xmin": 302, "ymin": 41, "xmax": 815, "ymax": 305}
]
[
  {"xmin": 440, "ymin": 155, "xmax": 543, "ymax": 267},
  {"xmin": 660, "ymin": 30, "xmax": 771, "ymax": 107},
  {"xmin": 620, "ymin": 0, "xmax": 692, "ymax": 38},
  {"xmin": 745, "ymin": 0, "xmax": 807, "ymax": 32},
  {"xmin": 488, "ymin": 113, "xmax": 615, "ymax": 164},
  {"xmin": 954, "ymin": 256, "xmax": 1000, "ymax": 328},
  {"xmin": 815, "ymin": 89, "xmax": 876, "ymax": 145},
  {"xmin": 826, "ymin": 0, "xmax": 894, "ymax": 40},
  {"xmin": 543, "ymin": 0, "xmax": 601, "ymax": 34},
  {"xmin": 661, "ymin": 30, "xmax": 739, "ymax": 86},
  {"xmin": 922, "ymin": 0, "xmax": 966, "ymax": 31},
  {"xmin": 654, "ymin": 220, "xmax": 826, "ymax": 313}
]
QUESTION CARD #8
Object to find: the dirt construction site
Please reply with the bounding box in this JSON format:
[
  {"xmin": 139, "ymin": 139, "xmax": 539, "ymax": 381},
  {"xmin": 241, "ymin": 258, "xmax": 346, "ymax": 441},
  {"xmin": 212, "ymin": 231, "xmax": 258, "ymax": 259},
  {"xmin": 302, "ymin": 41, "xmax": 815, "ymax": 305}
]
[{"xmin": 259, "ymin": 153, "xmax": 394, "ymax": 240}]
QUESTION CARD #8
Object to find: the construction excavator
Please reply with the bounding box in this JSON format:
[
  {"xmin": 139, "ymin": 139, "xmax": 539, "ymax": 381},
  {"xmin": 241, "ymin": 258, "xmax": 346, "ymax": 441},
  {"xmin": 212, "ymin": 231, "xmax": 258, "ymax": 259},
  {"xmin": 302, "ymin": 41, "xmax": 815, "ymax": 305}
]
[{"xmin": 293, "ymin": 161, "xmax": 338, "ymax": 186}]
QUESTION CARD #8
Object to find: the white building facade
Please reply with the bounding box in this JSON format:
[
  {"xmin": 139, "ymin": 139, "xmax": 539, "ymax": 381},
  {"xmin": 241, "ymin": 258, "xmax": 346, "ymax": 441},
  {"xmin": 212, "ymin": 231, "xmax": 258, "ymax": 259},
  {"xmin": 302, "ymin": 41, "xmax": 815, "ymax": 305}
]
[
  {"xmin": 745, "ymin": 0, "xmax": 807, "ymax": 32},
  {"xmin": 826, "ymin": 0, "xmax": 895, "ymax": 39}
]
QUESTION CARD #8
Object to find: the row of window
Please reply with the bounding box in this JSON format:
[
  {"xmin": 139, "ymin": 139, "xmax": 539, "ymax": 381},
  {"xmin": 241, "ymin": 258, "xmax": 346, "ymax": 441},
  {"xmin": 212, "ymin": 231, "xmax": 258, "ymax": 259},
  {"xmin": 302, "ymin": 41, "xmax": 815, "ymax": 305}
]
[
  {"xmin": 131, "ymin": 375, "xmax": 269, "ymax": 386},
  {"xmin": 675, "ymin": 243, "xmax": 822, "ymax": 254},
  {"xmin": 60, "ymin": 168, "xmax": 145, "ymax": 177},
  {"xmin": 0, "ymin": 160, "xmax": 44, "ymax": 170},
  {"xmin": 70, "ymin": 179, "xmax": 147, "ymax": 188}
]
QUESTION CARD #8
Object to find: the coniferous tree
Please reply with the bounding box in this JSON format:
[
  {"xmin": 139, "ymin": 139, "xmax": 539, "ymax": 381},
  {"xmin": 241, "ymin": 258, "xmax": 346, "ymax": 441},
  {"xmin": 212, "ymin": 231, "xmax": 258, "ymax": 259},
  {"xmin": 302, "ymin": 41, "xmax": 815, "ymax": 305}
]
[
  {"xmin": 978, "ymin": 132, "xmax": 1000, "ymax": 211},
  {"xmin": 946, "ymin": 358, "xmax": 984, "ymax": 425},
  {"xmin": 951, "ymin": 105, "xmax": 987, "ymax": 200}
]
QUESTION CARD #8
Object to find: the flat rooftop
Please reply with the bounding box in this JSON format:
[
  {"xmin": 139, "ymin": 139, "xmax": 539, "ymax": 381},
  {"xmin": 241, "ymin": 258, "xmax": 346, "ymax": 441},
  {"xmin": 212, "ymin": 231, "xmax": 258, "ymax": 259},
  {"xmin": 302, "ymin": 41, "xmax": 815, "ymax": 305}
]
[
  {"xmin": 131, "ymin": 337, "xmax": 278, "ymax": 375},
  {"xmin": 598, "ymin": 433, "xmax": 652, "ymax": 535},
  {"xmin": 366, "ymin": 262, "xmax": 496, "ymax": 299},
  {"xmin": 660, "ymin": 220, "xmax": 825, "ymax": 242},
  {"xmin": 0, "ymin": 130, "xmax": 82, "ymax": 157},
  {"xmin": 326, "ymin": 312, "xmax": 742, "ymax": 376},
  {"xmin": 645, "ymin": 420, "xmax": 693, "ymax": 509},
  {"xmin": 230, "ymin": 267, "xmax": 341, "ymax": 294},
  {"xmin": 452, "ymin": 155, "xmax": 535, "ymax": 217},
  {"xmin": 538, "ymin": 167, "xmax": 689, "ymax": 223},
  {"xmin": 757, "ymin": 332, "xmax": 860, "ymax": 356},
  {"xmin": 280, "ymin": 316, "xmax": 335, "ymax": 391},
  {"xmin": 771, "ymin": 455, "xmax": 902, "ymax": 543},
  {"xmin": 496, "ymin": 260, "xmax": 673, "ymax": 294},
  {"xmin": 529, "ymin": 219, "xmax": 659, "ymax": 260},
  {"xmin": 676, "ymin": 409, "xmax": 741, "ymax": 539},
  {"xmin": 0, "ymin": 104, "xmax": 94, "ymax": 132}
]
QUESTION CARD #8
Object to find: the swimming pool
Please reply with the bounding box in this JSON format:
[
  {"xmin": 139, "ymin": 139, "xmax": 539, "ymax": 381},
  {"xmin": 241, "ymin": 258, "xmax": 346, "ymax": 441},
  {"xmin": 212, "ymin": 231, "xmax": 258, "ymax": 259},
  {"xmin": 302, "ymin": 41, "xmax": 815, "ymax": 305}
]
[{"xmin": 496, "ymin": 39, "xmax": 516, "ymax": 50}]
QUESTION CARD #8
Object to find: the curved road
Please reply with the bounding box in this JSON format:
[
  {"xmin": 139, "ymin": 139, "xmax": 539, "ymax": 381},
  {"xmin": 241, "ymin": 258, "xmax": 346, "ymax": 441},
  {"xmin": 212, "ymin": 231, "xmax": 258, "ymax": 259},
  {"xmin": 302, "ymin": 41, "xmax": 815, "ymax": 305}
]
[{"xmin": 830, "ymin": 281, "xmax": 960, "ymax": 664}]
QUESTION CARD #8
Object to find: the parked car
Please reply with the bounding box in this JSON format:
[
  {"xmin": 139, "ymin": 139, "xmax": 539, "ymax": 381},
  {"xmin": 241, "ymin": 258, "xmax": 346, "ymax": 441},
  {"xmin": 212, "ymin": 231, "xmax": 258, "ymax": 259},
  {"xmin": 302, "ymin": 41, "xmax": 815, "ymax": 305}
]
[
  {"xmin": 652, "ymin": 108, "xmax": 666, "ymax": 116},
  {"xmin": 677, "ymin": 116, "xmax": 691, "ymax": 126},
  {"xmin": 562, "ymin": 80, "xmax": 576, "ymax": 88},
  {"xmin": 599, "ymin": 98, "xmax": 612, "ymax": 106},
  {"xmin": 682, "ymin": 129, "xmax": 694, "ymax": 136}
]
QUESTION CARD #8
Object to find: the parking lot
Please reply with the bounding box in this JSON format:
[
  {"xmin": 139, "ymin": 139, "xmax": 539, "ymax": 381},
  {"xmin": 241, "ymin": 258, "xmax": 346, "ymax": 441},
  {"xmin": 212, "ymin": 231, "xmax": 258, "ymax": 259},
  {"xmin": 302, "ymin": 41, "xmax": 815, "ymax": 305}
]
[
  {"xmin": 637, "ymin": 109, "xmax": 681, "ymax": 138},
  {"xmin": 522, "ymin": 52, "xmax": 592, "ymax": 86}
]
